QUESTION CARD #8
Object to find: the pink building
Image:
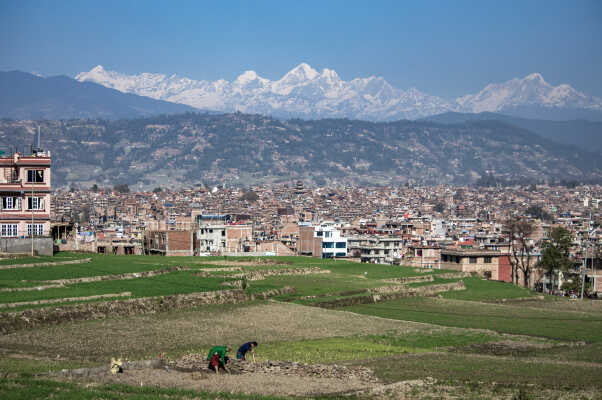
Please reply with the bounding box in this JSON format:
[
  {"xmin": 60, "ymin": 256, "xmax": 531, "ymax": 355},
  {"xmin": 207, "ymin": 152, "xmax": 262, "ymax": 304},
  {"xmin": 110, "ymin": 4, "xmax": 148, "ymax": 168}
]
[{"xmin": 0, "ymin": 150, "xmax": 53, "ymax": 255}]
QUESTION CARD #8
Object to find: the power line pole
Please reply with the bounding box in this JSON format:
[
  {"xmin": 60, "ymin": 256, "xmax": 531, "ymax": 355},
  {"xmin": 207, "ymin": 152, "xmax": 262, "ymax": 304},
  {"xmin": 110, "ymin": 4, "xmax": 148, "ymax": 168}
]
[
  {"xmin": 580, "ymin": 213, "xmax": 592, "ymax": 300},
  {"xmin": 31, "ymin": 180, "xmax": 34, "ymax": 257}
]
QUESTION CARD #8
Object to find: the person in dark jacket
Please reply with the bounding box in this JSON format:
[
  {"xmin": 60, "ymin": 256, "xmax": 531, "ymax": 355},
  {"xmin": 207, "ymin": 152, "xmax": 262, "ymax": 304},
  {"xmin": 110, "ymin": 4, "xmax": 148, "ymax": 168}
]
[{"xmin": 236, "ymin": 341, "xmax": 258, "ymax": 362}]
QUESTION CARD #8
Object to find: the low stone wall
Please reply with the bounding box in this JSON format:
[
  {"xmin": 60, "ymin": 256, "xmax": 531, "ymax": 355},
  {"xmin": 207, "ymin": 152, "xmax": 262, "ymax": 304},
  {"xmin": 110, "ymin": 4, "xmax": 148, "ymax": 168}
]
[
  {"xmin": 1, "ymin": 266, "xmax": 192, "ymax": 292},
  {"xmin": 0, "ymin": 291, "xmax": 132, "ymax": 309},
  {"xmin": 195, "ymin": 267, "xmax": 330, "ymax": 281},
  {"xmin": 0, "ymin": 257, "xmax": 91, "ymax": 270},
  {"xmin": 179, "ymin": 357, "xmax": 378, "ymax": 382},
  {"xmin": 236, "ymin": 267, "xmax": 330, "ymax": 281},
  {"xmin": 437, "ymin": 272, "xmax": 472, "ymax": 279},
  {"xmin": 314, "ymin": 281, "xmax": 466, "ymax": 309},
  {"xmin": 50, "ymin": 356, "xmax": 377, "ymax": 383},
  {"xmin": 488, "ymin": 295, "xmax": 545, "ymax": 303},
  {"xmin": 0, "ymin": 286, "xmax": 295, "ymax": 334},
  {"xmin": 50, "ymin": 359, "xmax": 163, "ymax": 378},
  {"xmin": 383, "ymin": 275, "xmax": 435, "ymax": 284},
  {"xmin": 42, "ymin": 266, "xmax": 190, "ymax": 286},
  {"xmin": 0, "ymin": 283, "xmax": 64, "ymax": 292}
]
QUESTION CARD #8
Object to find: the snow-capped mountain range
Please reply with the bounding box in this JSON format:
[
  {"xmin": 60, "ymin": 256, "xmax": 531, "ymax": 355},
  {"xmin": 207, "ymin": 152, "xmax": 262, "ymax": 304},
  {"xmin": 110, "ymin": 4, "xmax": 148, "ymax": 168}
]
[{"xmin": 75, "ymin": 64, "xmax": 602, "ymax": 121}]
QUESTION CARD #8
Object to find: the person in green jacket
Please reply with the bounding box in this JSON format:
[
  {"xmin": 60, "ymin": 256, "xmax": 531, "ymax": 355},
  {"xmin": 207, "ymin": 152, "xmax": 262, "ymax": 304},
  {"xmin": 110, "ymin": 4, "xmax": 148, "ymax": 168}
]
[{"xmin": 207, "ymin": 345, "xmax": 231, "ymax": 373}]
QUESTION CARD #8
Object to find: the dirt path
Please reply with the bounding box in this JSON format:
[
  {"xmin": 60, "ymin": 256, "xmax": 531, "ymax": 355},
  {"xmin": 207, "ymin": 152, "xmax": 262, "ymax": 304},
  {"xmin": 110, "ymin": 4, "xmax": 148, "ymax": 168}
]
[{"xmin": 67, "ymin": 367, "xmax": 373, "ymax": 397}]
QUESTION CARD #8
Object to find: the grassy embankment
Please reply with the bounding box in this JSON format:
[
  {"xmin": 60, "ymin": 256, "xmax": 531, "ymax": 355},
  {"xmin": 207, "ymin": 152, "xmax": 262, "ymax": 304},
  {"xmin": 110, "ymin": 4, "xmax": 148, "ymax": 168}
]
[
  {"xmin": 337, "ymin": 275, "xmax": 602, "ymax": 394},
  {"xmin": 2, "ymin": 253, "xmax": 602, "ymax": 398},
  {"xmin": 0, "ymin": 252, "xmax": 455, "ymax": 311}
]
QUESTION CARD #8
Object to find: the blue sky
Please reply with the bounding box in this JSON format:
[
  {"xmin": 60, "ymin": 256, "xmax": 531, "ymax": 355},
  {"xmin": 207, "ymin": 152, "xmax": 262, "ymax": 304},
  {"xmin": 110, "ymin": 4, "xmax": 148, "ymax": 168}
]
[{"xmin": 1, "ymin": 0, "xmax": 601, "ymax": 99}]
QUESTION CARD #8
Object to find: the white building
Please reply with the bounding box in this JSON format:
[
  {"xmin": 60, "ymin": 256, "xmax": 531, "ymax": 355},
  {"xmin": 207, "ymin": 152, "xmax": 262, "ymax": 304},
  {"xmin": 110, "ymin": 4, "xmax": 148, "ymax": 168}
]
[{"xmin": 314, "ymin": 222, "xmax": 347, "ymax": 258}]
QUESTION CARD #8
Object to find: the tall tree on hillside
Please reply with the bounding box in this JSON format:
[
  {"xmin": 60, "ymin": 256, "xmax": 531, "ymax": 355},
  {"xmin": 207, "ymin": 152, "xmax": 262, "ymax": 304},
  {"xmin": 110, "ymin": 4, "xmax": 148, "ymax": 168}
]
[
  {"xmin": 505, "ymin": 217, "xmax": 536, "ymax": 287},
  {"xmin": 538, "ymin": 226, "xmax": 573, "ymax": 292}
]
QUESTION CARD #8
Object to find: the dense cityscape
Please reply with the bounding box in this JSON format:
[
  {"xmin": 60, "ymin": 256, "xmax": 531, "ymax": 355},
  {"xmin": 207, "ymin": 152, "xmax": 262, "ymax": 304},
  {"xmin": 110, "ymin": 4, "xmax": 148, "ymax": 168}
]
[
  {"xmin": 2, "ymin": 3, "xmax": 602, "ymax": 398},
  {"xmin": 46, "ymin": 175, "xmax": 602, "ymax": 293}
]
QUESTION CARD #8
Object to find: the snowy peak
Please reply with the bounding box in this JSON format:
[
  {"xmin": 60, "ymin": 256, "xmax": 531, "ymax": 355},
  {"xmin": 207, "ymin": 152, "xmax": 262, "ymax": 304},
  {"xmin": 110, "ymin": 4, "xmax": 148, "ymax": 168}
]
[
  {"xmin": 457, "ymin": 73, "xmax": 602, "ymax": 113},
  {"xmin": 283, "ymin": 62, "xmax": 319, "ymax": 81},
  {"xmin": 234, "ymin": 70, "xmax": 268, "ymax": 86},
  {"xmin": 75, "ymin": 65, "xmax": 602, "ymax": 120},
  {"xmin": 526, "ymin": 72, "xmax": 544, "ymax": 81}
]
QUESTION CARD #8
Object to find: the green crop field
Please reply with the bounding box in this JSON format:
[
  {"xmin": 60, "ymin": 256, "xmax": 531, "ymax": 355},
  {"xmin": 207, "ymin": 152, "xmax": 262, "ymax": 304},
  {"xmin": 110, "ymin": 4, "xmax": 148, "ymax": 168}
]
[
  {"xmin": 0, "ymin": 252, "xmax": 459, "ymax": 309},
  {"xmin": 342, "ymin": 296, "xmax": 602, "ymax": 343},
  {"xmin": 0, "ymin": 378, "xmax": 292, "ymax": 400},
  {"xmin": 2, "ymin": 253, "xmax": 601, "ymax": 399}
]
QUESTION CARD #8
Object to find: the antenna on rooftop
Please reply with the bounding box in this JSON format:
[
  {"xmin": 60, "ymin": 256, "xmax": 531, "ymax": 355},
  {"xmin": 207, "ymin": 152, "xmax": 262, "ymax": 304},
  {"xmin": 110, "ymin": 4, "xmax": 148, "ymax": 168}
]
[{"xmin": 31, "ymin": 125, "xmax": 43, "ymax": 155}]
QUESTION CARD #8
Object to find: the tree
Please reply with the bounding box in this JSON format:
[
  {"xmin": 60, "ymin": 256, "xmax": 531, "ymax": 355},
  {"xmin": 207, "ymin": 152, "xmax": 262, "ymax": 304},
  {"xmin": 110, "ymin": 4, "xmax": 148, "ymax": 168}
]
[
  {"xmin": 538, "ymin": 227, "xmax": 573, "ymax": 293},
  {"xmin": 433, "ymin": 202, "xmax": 446, "ymax": 213},
  {"xmin": 152, "ymin": 187, "xmax": 162, "ymax": 193},
  {"xmin": 240, "ymin": 191, "xmax": 259, "ymax": 203},
  {"xmin": 505, "ymin": 217, "xmax": 536, "ymax": 287},
  {"xmin": 525, "ymin": 205, "xmax": 552, "ymax": 222},
  {"xmin": 91, "ymin": 183, "xmax": 99, "ymax": 192},
  {"xmin": 113, "ymin": 183, "xmax": 130, "ymax": 194},
  {"xmin": 561, "ymin": 273, "xmax": 591, "ymax": 296}
]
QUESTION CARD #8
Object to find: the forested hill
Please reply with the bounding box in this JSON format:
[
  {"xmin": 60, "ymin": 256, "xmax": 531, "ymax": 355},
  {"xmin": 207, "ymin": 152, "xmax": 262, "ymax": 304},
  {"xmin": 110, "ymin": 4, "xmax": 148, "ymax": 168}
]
[{"xmin": 1, "ymin": 113, "xmax": 600, "ymax": 188}]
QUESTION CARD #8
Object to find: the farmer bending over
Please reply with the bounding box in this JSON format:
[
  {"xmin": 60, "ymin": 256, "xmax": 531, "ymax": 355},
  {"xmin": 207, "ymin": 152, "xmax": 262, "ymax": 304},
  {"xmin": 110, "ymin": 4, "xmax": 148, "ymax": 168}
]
[
  {"xmin": 236, "ymin": 341, "xmax": 258, "ymax": 362},
  {"xmin": 207, "ymin": 345, "xmax": 231, "ymax": 374}
]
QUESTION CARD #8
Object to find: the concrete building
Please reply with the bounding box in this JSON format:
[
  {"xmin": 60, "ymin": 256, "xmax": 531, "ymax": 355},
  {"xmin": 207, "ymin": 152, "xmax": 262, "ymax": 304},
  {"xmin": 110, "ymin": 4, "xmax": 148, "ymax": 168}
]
[
  {"xmin": 0, "ymin": 149, "xmax": 53, "ymax": 255},
  {"xmin": 353, "ymin": 236, "xmax": 404, "ymax": 264},
  {"xmin": 296, "ymin": 222, "xmax": 347, "ymax": 258},
  {"xmin": 314, "ymin": 223, "xmax": 347, "ymax": 258},
  {"xmin": 440, "ymin": 248, "xmax": 503, "ymax": 279},
  {"xmin": 403, "ymin": 245, "xmax": 441, "ymax": 269},
  {"xmin": 196, "ymin": 224, "xmax": 253, "ymax": 254},
  {"xmin": 146, "ymin": 230, "xmax": 194, "ymax": 256}
]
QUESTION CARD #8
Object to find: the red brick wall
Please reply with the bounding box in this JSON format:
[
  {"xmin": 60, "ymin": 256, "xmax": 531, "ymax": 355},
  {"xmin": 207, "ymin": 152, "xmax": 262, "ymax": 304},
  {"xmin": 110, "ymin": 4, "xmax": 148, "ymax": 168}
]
[
  {"xmin": 166, "ymin": 230, "xmax": 193, "ymax": 256},
  {"xmin": 498, "ymin": 255, "xmax": 512, "ymax": 282},
  {"xmin": 298, "ymin": 226, "xmax": 315, "ymax": 255}
]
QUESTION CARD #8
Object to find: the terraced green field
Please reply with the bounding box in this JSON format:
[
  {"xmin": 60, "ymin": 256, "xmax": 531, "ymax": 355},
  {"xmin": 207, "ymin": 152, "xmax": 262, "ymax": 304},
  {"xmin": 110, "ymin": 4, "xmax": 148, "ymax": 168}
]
[
  {"xmin": 0, "ymin": 252, "xmax": 456, "ymax": 309},
  {"xmin": 2, "ymin": 252, "xmax": 601, "ymax": 399}
]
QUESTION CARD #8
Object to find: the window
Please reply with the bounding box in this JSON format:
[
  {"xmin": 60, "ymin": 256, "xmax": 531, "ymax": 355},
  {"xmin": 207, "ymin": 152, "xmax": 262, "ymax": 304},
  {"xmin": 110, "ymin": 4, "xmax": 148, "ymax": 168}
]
[
  {"xmin": 316, "ymin": 231, "xmax": 323, "ymax": 237},
  {"xmin": 335, "ymin": 252, "xmax": 346, "ymax": 257},
  {"xmin": 27, "ymin": 169, "xmax": 44, "ymax": 183},
  {"xmin": 335, "ymin": 242, "xmax": 346, "ymax": 248},
  {"xmin": 27, "ymin": 197, "xmax": 45, "ymax": 210},
  {"xmin": 322, "ymin": 242, "xmax": 334, "ymax": 248},
  {"xmin": 27, "ymin": 224, "xmax": 43, "ymax": 236},
  {"xmin": 484, "ymin": 256, "xmax": 492, "ymax": 263},
  {"xmin": 469, "ymin": 257, "xmax": 477, "ymax": 264},
  {"xmin": 1, "ymin": 224, "xmax": 18, "ymax": 237},
  {"xmin": 2, "ymin": 197, "xmax": 21, "ymax": 210},
  {"xmin": 325, "ymin": 231, "xmax": 332, "ymax": 238}
]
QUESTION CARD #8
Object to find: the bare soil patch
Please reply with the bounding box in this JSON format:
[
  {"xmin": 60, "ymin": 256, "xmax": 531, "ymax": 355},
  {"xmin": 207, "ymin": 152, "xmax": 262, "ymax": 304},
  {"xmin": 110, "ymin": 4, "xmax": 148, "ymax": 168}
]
[
  {"xmin": 0, "ymin": 302, "xmax": 427, "ymax": 362},
  {"xmin": 64, "ymin": 366, "xmax": 373, "ymax": 397}
]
